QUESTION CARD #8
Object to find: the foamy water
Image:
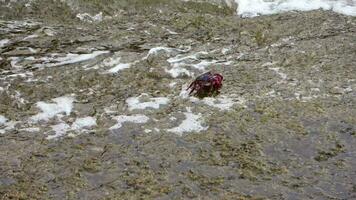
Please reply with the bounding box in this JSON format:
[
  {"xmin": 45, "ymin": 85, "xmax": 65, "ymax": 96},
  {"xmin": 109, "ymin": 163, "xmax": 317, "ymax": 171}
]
[
  {"xmin": 110, "ymin": 115, "xmax": 150, "ymax": 130},
  {"xmin": 30, "ymin": 96, "xmax": 75, "ymax": 122},
  {"xmin": 235, "ymin": 0, "xmax": 356, "ymax": 17},
  {"xmin": 126, "ymin": 93, "xmax": 170, "ymax": 111},
  {"xmin": 167, "ymin": 107, "xmax": 208, "ymax": 136}
]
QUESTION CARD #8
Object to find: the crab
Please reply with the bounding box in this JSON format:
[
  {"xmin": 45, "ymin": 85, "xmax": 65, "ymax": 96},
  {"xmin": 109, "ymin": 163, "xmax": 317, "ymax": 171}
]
[{"xmin": 187, "ymin": 71, "xmax": 223, "ymax": 97}]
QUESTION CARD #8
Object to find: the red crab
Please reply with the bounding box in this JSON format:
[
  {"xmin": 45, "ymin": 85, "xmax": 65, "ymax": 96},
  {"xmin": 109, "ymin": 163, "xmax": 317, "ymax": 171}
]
[{"xmin": 187, "ymin": 71, "xmax": 223, "ymax": 97}]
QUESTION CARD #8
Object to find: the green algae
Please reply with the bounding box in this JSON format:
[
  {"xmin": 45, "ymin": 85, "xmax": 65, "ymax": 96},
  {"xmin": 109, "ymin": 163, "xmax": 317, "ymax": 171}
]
[{"xmin": 315, "ymin": 143, "xmax": 346, "ymax": 162}]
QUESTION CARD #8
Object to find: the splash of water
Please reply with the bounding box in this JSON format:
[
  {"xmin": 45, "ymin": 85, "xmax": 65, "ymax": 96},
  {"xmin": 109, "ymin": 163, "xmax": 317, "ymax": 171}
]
[{"xmin": 235, "ymin": 0, "xmax": 356, "ymax": 17}]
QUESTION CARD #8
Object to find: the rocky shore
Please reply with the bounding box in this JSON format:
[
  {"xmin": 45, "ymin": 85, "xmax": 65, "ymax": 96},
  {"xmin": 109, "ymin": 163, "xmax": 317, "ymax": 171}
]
[{"xmin": 0, "ymin": 0, "xmax": 355, "ymax": 199}]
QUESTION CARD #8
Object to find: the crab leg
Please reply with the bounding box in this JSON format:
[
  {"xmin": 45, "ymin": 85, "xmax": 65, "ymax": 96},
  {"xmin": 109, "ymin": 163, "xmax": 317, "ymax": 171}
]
[
  {"xmin": 187, "ymin": 81, "xmax": 196, "ymax": 91},
  {"xmin": 189, "ymin": 84, "xmax": 199, "ymax": 95}
]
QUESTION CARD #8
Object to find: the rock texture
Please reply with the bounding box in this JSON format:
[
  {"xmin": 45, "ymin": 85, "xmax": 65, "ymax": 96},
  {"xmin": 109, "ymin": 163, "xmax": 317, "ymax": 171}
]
[{"xmin": 0, "ymin": 0, "xmax": 355, "ymax": 199}]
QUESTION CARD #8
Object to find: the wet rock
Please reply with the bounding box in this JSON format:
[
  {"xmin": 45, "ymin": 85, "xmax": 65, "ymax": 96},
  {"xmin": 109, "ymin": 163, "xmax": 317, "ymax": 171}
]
[
  {"xmin": 0, "ymin": 177, "xmax": 17, "ymax": 186},
  {"xmin": 74, "ymin": 103, "xmax": 96, "ymax": 116},
  {"xmin": 0, "ymin": 1, "xmax": 355, "ymax": 199},
  {"xmin": 3, "ymin": 47, "xmax": 38, "ymax": 56},
  {"xmin": 329, "ymin": 86, "xmax": 344, "ymax": 95}
]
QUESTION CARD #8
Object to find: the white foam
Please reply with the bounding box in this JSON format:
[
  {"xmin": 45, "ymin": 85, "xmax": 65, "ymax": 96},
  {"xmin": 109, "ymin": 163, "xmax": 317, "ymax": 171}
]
[
  {"xmin": 77, "ymin": 12, "xmax": 103, "ymax": 23},
  {"xmin": 102, "ymin": 57, "xmax": 121, "ymax": 66},
  {"xmin": 0, "ymin": 39, "xmax": 10, "ymax": 48},
  {"xmin": 311, "ymin": 88, "xmax": 320, "ymax": 92},
  {"xmin": 167, "ymin": 107, "xmax": 208, "ymax": 136},
  {"xmin": 202, "ymin": 96, "xmax": 237, "ymax": 111},
  {"xmin": 169, "ymin": 82, "xmax": 177, "ymax": 88},
  {"xmin": 166, "ymin": 28, "xmax": 178, "ymax": 35},
  {"xmin": 20, "ymin": 127, "xmax": 40, "ymax": 132},
  {"xmin": 72, "ymin": 116, "xmax": 97, "ymax": 130},
  {"xmin": 23, "ymin": 34, "xmax": 38, "ymax": 40},
  {"xmin": 0, "ymin": 115, "xmax": 8, "ymax": 125},
  {"xmin": 265, "ymin": 90, "xmax": 277, "ymax": 97},
  {"xmin": 344, "ymin": 86, "xmax": 353, "ymax": 93},
  {"xmin": 126, "ymin": 94, "xmax": 169, "ymax": 111},
  {"xmin": 46, "ymin": 51, "xmax": 109, "ymax": 67},
  {"xmin": 84, "ymin": 56, "xmax": 121, "ymax": 71},
  {"xmin": 332, "ymin": 1, "xmax": 356, "ymax": 16},
  {"xmin": 143, "ymin": 46, "xmax": 180, "ymax": 61},
  {"xmin": 12, "ymin": 90, "xmax": 27, "ymax": 104},
  {"xmin": 46, "ymin": 116, "xmax": 96, "ymax": 139},
  {"xmin": 43, "ymin": 28, "xmax": 56, "ymax": 36},
  {"xmin": 9, "ymin": 57, "xmax": 22, "ymax": 69},
  {"xmin": 192, "ymin": 60, "xmax": 217, "ymax": 71},
  {"xmin": 28, "ymin": 47, "xmax": 37, "ymax": 53},
  {"xmin": 30, "ymin": 96, "xmax": 75, "ymax": 122},
  {"xmin": 0, "ymin": 120, "xmax": 18, "ymax": 134},
  {"xmin": 110, "ymin": 114, "xmax": 149, "ymax": 130},
  {"xmin": 165, "ymin": 67, "xmax": 192, "ymax": 78},
  {"xmin": 107, "ymin": 63, "xmax": 131, "ymax": 73},
  {"xmin": 165, "ymin": 51, "xmax": 210, "ymax": 78},
  {"xmin": 104, "ymin": 106, "xmax": 118, "ymax": 114},
  {"xmin": 146, "ymin": 47, "xmax": 176, "ymax": 57},
  {"xmin": 270, "ymin": 67, "xmax": 288, "ymax": 80},
  {"xmin": 167, "ymin": 51, "xmax": 208, "ymax": 64},
  {"xmin": 6, "ymin": 72, "xmax": 33, "ymax": 79},
  {"xmin": 169, "ymin": 116, "xmax": 177, "ymax": 121},
  {"xmin": 47, "ymin": 122, "xmax": 71, "ymax": 140},
  {"xmin": 262, "ymin": 61, "xmax": 278, "ymax": 67},
  {"xmin": 144, "ymin": 129, "xmax": 152, "ymax": 133},
  {"xmin": 91, "ymin": 56, "xmax": 136, "ymax": 72},
  {"xmin": 235, "ymin": 0, "xmax": 356, "ymax": 17},
  {"xmin": 221, "ymin": 47, "xmax": 231, "ymax": 54},
  {"xmin": 221, "ymin": 60, "xmax": 233, "ymax": 65}
]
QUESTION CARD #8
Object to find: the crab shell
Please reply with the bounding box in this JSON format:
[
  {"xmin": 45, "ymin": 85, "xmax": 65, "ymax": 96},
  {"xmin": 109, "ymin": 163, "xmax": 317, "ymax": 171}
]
[{"xmin": 187, "ymin": 71, "xmax": 223, "ymax": 96}]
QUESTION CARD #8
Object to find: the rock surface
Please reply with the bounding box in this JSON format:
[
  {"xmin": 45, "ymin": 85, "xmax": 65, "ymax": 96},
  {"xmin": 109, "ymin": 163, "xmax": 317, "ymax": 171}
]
[{"xmin": 0, "ymin": 0, "xmax": 355, "ymax": 199}]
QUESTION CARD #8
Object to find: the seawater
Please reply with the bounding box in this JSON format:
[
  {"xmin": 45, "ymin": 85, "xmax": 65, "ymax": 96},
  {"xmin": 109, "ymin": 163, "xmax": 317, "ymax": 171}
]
[{"xmin": 234, "ymin": 0, "xmax": 356, "ymax": 17}]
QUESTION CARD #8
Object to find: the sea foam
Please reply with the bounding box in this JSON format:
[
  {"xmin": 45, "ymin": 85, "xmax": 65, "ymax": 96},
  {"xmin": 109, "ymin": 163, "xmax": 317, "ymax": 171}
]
[{"xmin": 235, "ymin": 0, "xmax": 356, "ymax": 17}]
